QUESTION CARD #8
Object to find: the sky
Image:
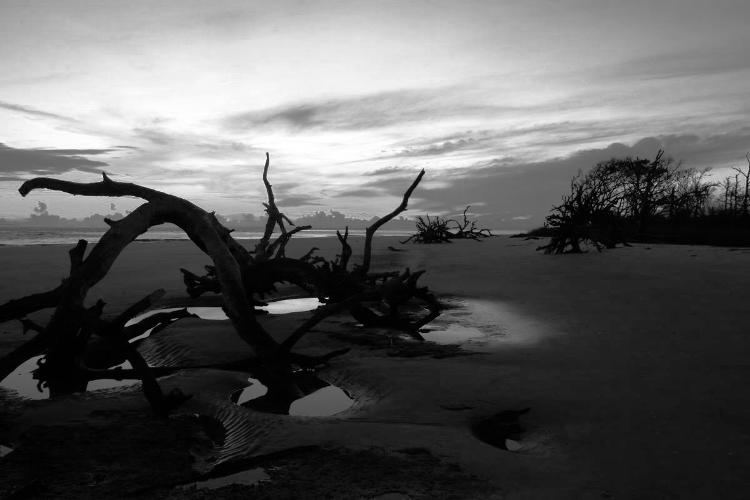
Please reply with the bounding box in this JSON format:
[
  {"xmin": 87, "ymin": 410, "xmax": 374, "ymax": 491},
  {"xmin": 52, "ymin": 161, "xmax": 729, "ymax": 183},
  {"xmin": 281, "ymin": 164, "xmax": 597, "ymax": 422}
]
[{"xmin": 1, "ymin": 0, "xmax": 749, "ymax": 228}]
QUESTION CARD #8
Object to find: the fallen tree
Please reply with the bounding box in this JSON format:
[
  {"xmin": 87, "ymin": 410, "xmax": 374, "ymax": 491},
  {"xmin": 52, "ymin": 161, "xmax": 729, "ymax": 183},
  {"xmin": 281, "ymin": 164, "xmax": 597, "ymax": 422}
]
[
  {"xmin": 402, "ymin": 206, "xmax": 492, "ymax": 244},
  {"xmin": 0, "ymin": 154, "xmax": 441, "ymax": 414},
  {"xmin": 180, "ymin": 157, "xmax": 440, "ymax": 339}
]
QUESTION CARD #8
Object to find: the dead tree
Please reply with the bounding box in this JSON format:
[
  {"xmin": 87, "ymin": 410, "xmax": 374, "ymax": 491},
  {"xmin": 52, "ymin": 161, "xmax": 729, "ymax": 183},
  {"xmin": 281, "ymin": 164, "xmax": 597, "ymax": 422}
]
[
  {"xmin": 402, "ymin": 206, "xmax": 492, "ymax": 244},
  {"xmin": 180, "ymin": 163, "xmax": 440, "ymax": 339},
  {"xmin": 445, "ymin": 206, "xmax": 493, "ymax": 240},
  {"xmin": 1, "ymin": 155, "xmax": 440, "ymax": 414},
  {"xmin": 732, "ymin": 154, "xmax": 750, "ymax": 216},
  {"xmin": 0, "ymin": 161, "xmax": 350, "ymax": 413},
  {"xmin": 401, "ymin": 215, "xmax": 453, "ymax": 244},
  {"xmin": 538, "ymin": 171, "xmax": 627, "ymax": 254}
]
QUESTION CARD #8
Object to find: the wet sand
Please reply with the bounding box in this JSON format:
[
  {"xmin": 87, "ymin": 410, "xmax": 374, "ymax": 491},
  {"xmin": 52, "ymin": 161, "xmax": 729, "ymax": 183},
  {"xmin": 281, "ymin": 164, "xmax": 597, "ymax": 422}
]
[{"xmin": 1, "ymin": 236, "xmax": 750, "ymax": 498}]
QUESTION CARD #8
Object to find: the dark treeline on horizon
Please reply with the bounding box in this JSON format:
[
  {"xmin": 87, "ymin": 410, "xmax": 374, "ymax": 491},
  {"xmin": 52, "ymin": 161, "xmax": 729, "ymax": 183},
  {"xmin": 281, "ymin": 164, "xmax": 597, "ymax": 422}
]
[
  {"xmin": 0, "ymin": 204, "xmax": 415, "ymax": 231},
  {"xmin": 536, "ymin": 149, "xmax": 750, "ymax": 253}
]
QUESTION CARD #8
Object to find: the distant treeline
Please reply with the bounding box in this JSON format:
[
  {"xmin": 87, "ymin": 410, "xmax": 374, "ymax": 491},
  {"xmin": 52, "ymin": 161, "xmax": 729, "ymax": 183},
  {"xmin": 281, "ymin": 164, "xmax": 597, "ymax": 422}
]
[
  {"xmin": 534, "ymin": 149, "xmax": 750, "ymax": 252},
  {"xmin": 0, "ymin": 203, "xmax": 414, "ymax": 231}
]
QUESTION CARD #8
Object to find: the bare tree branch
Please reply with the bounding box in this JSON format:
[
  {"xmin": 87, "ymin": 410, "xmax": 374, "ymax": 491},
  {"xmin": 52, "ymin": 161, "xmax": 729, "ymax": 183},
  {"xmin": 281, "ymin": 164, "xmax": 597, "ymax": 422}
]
[{"xmin": 360, "ymin": 169, "xmax": 425, "ymax": 274}]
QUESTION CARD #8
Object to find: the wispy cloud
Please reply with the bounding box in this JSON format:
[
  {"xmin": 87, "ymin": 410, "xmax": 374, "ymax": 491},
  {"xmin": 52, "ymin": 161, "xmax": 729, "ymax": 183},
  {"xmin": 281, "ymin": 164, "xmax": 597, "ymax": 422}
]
[
  {"xmin": 0, "ymin": 100, "xmax": 78, "ymax": 123},
  {"xmin": 335, "ymin": 187, "xmax": 383, "ymax": 198},
  {"xmin": 604, "ymin": 46, "xmax": 750, "ymax": 82},
  {"xmin": 40, "ymin": 148, "xmax": 116, "ymax": 155},
  {"xmin": 277, "ymin": 194, "xmax": 322, "ymax": 207},
  {"xmin": 223, "ymin": 87, "xmax": 517, "ymax": 132}
]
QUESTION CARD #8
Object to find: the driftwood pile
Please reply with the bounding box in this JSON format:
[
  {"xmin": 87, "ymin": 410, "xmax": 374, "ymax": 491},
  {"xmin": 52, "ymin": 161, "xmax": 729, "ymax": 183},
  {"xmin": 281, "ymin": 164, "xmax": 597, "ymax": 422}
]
[
  {"xmin": 402, "ymin": 206, "xmax": 492, "ymax": 244},
  {"xmin": 0, "ymin": 155, "xmax": 440, "ymax": 414}
]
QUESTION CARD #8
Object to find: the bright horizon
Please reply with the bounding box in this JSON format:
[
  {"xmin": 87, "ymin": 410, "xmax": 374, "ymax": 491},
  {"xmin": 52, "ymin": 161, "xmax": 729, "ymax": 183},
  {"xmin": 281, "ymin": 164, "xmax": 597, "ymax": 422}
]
[{"xmin": 1, "ymin": 0, "xmax": 749, "ymax": 229}]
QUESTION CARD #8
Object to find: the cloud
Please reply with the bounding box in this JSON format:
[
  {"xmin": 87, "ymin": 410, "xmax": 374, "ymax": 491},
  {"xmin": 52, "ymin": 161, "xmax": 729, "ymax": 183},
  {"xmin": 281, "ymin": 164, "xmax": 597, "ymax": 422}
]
[
  {"xmin": 276, "ymin": 194, "xmax": 322, "ymax": 207},
  {"xmin": 133, "ymin": 127, "xmax": 174, "ymax": 146},
  {"xmin": 391, "ymin": 138, "xmax": 481, "ymax": 158},
  {"xmin": 223, "ymin": 87, "xmax": 516, "ymax": 131},
  {"xmin": 365, "ymin": 166, "xmax": 416, "ymax": 177},
  {"xmin": 362, "ymin": 131, "xmax": 750, "ymax": 228},
  {"xmin": 0, "ymin": 100, "xmax": 78, "ymax": 123},
  {"xmin": 606, "ymin": 46, "xmax": 750, "ymax": 82},
  {"xmin": 0, "ymin": 143, "xmax": 109, "ymax": 178},
  {"xmin": 366, "ymin": 122, "xmax": 636, "ymax": 165},
  {"xmin": 334, "ymin": 188, "xmax": 383, "ymax": 198}
]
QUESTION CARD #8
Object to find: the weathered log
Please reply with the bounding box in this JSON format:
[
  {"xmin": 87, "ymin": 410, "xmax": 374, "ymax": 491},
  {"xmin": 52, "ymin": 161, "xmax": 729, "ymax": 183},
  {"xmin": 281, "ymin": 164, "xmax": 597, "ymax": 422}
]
[
  {"xmin": 18, "ymin": 174, "xmax": 279, "ymax": 359},
  {"xmin": 0, "ymin": 286, "xmax": 63, "ymax": 323}
]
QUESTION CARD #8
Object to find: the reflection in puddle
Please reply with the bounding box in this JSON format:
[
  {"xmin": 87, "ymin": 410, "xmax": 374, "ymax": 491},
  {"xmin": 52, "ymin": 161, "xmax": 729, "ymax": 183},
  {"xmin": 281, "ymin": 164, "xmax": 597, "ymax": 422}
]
[
  {"xmin": 471, "ymin": 408, "xmax": 530, "ymax": 451},
  {"xmin": 1, "ymin": 355, "xmax": 47, "ymax": 400},
  {"xmin": 231, "ymin": 376, "xmax": 354, "ymax": 417},
  {"xmin": 0, "ymin": 355, "xmax": 138, "ymax": 400},
  {"xmin": 261, "ymin": 297, "xmax": 323, "ymax": 314},
  {"xmin": 183, "ymin": 468, "xmax": 269, "ymax": 490},
  {"xmin": 231, "ymin": 378, "xmax": 268, "ymax": 404},
  {"xmin": 1, "ymin": 298, "xmax": 327, "ymax": 400},
  {"xmin": 421, "ymin": 298, "xmax": 545, "ymax": 349},
  {"xmin": 127, "ymin": 298, "xmax": 325, "ymax": 338},
  {"xmin": 289, "ymin": 385, "xmax": 354, "ymax": 417}
]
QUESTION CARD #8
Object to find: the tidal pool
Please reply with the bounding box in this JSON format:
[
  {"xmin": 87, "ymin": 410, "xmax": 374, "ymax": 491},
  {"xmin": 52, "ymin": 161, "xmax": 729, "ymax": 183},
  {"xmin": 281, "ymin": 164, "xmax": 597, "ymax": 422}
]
[
  {"xmin": 1, "ymin": 298, "xmax": 327, "ymax": 399},
  {"xmin": 420, "ymin": 298, "xmax": 546, "ymax": 349},
  {"xmin": 126, "ymin": 297, "xmax": 325, "ymax": 340},
  {"xmin": 0, "ymin": 356, "xmax": 138, "ymax": 400},
  {"xmin": 289, "ymin": 385, "xmax": 354, "ymax": 417},
  {"xmin": 231, "ymin": 376, "xmax": 354, "ymax": 417}
]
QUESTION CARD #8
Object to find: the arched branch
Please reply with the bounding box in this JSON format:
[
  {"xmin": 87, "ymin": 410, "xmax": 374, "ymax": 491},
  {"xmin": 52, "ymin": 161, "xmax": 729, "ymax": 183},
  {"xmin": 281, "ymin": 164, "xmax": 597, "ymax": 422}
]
[{"xmin": 18, "ymin": 175, "xmax": 279, "ymax": 359}]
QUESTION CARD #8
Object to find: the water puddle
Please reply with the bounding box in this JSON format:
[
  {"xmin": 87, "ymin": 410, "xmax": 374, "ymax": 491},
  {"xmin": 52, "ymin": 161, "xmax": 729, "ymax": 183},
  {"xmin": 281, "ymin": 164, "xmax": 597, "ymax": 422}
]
[
  {"xmin": 420, "ymin": 298, "xmax": 546, "ymax": 349},
  {"xmin": 231, "ymin": 375, "xmax": 354, "ymax": 417},
  {"xmin": 0, "ymin": 355, "xmax": 138, "ymax": 400},
  {"xmin": 289, "ymin": 385, "xmax": 354, "ymax": 417},
  {"xmin": 471, "ymin": 408, "xmax": 530, "ymax": 451},
  {"xmin": 181, "ymin": 467, "xmax": 269, "ymax": 490},
  {"xmin": 1, "ymin": 297, "xmax": 326, "ymax": 399},
  {"xmin": 230, "ymin": 378, "xmax": 268, "ymax": 404},
  {"xmin": 261, "ymin": 297, "xmax": 324, "ymax": 314},
  {"xmin": 126, "ymin": 298, "xmax": 325, "ymax": 339}
]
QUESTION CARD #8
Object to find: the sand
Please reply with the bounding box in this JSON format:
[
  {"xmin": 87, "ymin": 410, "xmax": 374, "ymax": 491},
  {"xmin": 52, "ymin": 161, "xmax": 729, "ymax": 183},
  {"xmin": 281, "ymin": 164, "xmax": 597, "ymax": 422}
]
[{"xmin": 1, "ymin": 235, "xmax": 750, "ymax": 498}]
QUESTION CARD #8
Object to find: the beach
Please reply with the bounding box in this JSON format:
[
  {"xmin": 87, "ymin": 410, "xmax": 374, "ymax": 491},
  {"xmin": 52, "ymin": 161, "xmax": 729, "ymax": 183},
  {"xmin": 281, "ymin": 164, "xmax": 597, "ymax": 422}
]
[{"xmin": 1, "ymin": 235, "xmax": 750, "ymax": 498}]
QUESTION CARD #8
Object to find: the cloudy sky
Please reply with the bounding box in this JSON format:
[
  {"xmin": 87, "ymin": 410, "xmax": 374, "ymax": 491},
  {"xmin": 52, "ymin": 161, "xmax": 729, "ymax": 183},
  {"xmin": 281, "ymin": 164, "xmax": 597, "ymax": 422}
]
[{"xmin": 1, "ymin": 0, "xmax": 749, "ymax": 228}]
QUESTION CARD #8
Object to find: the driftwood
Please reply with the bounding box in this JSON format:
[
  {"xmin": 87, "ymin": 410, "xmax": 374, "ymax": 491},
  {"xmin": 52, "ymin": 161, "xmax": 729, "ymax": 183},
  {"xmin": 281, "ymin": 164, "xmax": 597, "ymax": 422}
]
[
  {"xmin": 0, "ymin": 160, "xmax": 343, "ymax": 412},
  {"xmin": 0, "ymin": 154, "xmax": 441, "ymax": 414},
  {"xmin": 402, "ymin": 206, "xmax": 492, "ymax": 244},
  {"xmin": 180, "ymin": 164, "xmax": 439, "ymax": 337}
]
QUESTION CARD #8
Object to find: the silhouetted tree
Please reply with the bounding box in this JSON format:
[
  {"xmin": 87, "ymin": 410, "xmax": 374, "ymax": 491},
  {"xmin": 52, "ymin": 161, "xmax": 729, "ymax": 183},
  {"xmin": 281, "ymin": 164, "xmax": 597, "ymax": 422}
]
[
  {"xmin": 538, "ymin": 149, "xmax": 750, "ymax": 250},
  {"xmin": 0, "ymin": 155, "xmax": 441, "ymax": 414},
  {"xmin": 537, "ymin": 169, "xmax": 626, "ymax": 254},
  {"xmin": 402, "ymin": 206, "xmax": 492, "ymax": 244},
  {"xmin": 731, "ymin": 154, "xmax": 750, "ymax": 217}
]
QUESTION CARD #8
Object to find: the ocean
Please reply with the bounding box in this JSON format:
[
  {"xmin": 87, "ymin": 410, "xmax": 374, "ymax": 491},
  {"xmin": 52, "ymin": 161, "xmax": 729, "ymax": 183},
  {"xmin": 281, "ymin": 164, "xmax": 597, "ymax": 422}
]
[
  {"xmin": 0, "ymin": 226, "xmax": 414, "ymax": 246},
  {"xmin": 0, "ymin": 226, "xmax": 519, "ymax": 246}
]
